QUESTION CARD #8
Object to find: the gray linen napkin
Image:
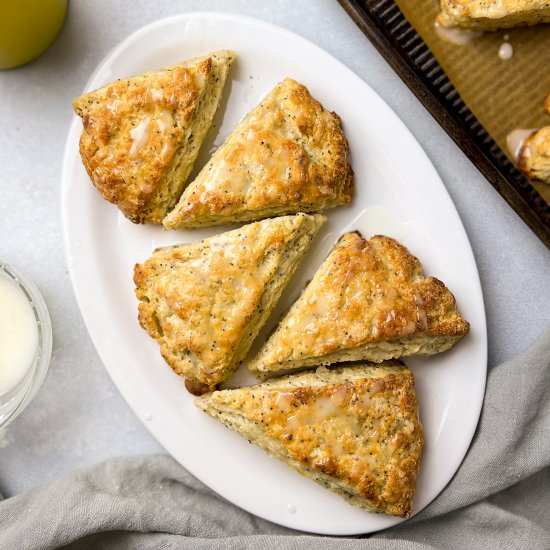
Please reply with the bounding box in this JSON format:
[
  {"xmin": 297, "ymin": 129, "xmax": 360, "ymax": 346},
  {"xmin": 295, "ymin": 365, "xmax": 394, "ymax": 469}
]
[{"xmin": 1, "ymin": 325, "xmax": 549, "ymax": 550}]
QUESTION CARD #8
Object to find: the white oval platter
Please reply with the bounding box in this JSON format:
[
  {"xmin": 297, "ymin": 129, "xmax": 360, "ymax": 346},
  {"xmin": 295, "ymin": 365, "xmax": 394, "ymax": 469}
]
[{"xmin": 61, "ymin": 12, "xmax": 487, "ymax": 535}]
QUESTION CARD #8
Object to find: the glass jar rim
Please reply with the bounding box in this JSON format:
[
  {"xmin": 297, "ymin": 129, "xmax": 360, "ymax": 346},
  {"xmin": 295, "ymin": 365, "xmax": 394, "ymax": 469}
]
[{"xmin": 0, "ymin": 260, "xmax": 52, "ymax": 428}]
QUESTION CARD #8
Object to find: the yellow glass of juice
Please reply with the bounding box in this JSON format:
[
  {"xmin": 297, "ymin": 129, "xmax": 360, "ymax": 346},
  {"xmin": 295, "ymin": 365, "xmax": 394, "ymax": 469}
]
[{"xmin": 0, "ymin": 0, "xmax": 68, "ymax": 69}]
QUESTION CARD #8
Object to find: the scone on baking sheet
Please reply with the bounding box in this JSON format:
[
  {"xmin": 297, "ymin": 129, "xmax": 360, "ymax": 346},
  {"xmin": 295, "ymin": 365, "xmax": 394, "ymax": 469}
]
[
  {"xmin": 249, "ymin": 233, "xmax": 469, "ymax": 376},
  {"xmin": 437, "ymin": 0, "xmax": 550, "ymax": 30},
  {"xmin": 518, "ymin": 126, "xmax": 550, "ymax": 184},
  {"xmin": 163, "ymin": 78, "xmax": 353, "ymax": 229},
  {"xmin": 134, "ymin": 213, "xmax": 326, "ymax": 393},
  {"xmin": 73, "ymin": 50, "xmax": 235, "ymax": 224},
  {"xmin": 516, "ymin": 93, "xmax": 550, "ymax": 184},
  {"xmin": 196, "ymin": 361, "xmax": 424, "ymax": 518}
]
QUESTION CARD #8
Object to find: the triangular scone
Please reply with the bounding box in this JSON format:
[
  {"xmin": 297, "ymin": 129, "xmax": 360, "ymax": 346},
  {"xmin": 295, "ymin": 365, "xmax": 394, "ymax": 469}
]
[
  {"xmin": 437, "ymin": 0, "xmax": 550, "ymax": 30},
  {"xmin": 163, "ymin": 78, "xmax": 353, "ymax": 229},
  {"xmin": 196, "ymin": 362, "xmax": 424, "ymax": 518},
  {"xmin": 249, "ymin": 233, "xmax": 469, "ymax": 375},
  {"xmin": 518, "ymin": 126, "xmax": 550, "ymax": 184},
  {"xmin": 517, "ymin": 95, "xmax": 550, "ymax": 184},
  {"xmin": 73, "ymin": 50, "xmax": 235, "ymax": 224},
  {"xmin": 134, "ymin": 213, "xmax": 326, "ymax": 392}
]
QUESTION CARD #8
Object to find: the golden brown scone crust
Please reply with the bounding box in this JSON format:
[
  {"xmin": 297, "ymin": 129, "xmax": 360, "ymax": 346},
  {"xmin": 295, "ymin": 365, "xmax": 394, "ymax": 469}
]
[
  {"xmin": 437, "ymin": 0, "xmax": 550, "ymax": 29},
  {"xmin": 73, "ymin": 51, "xmax": 234, "ymax": 223},
  {"xmin": 134, "ymin": 213, "xmax": 325, "ymax": 387},
  {"xmin": 163, "ymin": 78, "xmax": 353, "ymax": 229},
  {"xmin": 196, "ymin": 362, "xmax": 424, "ymax": 518},
  {"xmin": 518, "ymin": 126, "xmax": 550, "ymax": 184},
  {"xmin": 250, "ymin": 233, "xmax": 470, "ymax": 374}
]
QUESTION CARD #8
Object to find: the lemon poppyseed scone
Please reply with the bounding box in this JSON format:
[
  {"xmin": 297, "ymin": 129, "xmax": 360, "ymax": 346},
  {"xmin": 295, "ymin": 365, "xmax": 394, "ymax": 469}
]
[
  {"xmin": 134, "ymin": 213, "xmax": 325, "ymax": 392},
  {"xmin": 249, "ymin": 233, "xmax": 469, "ymax": 376},
  {"xmin": 73, "ymin": 50, "xmax": 235, "ymax": 224},
  {"xmin": 437, "ymin": 0, "xmax": 550, "ymax": 30},
  {"xmin": 517, "ymin": 95, "xmax": 550, "ymax": 184},
  {"xmin": 162, "ymin": 78, "xmax": 353, "ymax": 229},
  {"xmin": 518, "ymin": 126, "xmax": 550, "ymax": 184},
  {"xmin": 196, "ymin": 361, "xmax": 424, "ymax": 518}
]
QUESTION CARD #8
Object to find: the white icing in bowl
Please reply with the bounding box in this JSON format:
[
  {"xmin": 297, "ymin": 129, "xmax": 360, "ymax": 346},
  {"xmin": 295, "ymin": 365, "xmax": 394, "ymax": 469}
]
[{"xmin": 0, "ymin": 261, "xmax": 52, "ymax": 428}]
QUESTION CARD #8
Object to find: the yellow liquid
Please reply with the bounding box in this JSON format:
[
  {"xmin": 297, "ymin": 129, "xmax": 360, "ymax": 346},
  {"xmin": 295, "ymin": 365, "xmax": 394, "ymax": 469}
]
[{"xmin": 0, "ymin": 0, "xmax": 68, "ymax": 69}]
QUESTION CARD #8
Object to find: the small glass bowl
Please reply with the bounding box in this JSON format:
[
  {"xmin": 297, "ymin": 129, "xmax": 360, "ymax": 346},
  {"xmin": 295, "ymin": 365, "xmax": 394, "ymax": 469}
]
[{"xmin": 0, "ymin": 261, "xmax": 52, "ymax": 429}]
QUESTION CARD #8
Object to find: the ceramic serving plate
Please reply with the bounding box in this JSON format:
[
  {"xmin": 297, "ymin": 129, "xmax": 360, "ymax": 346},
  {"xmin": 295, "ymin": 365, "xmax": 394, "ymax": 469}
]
[{"xmin": 61, "ymin": 12, "xmax": 487, "ymax": 535}]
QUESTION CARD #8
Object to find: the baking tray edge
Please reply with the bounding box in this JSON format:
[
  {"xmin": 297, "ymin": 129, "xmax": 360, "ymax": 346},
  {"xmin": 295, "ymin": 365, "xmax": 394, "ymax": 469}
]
[{"xmin": 338, "ymin": 0, "xmax": 550, "ymax": 249}]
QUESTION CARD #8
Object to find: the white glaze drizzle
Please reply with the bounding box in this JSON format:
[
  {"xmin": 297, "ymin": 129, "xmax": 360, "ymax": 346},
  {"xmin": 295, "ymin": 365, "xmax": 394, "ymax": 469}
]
[
  {"xmin": 498, "ymin": 42, "xmax": 513, "ymax": 60},
  {"xmin": 129, "ymin": 117, "xmax": 151, "ymax": 158},
  {"xmin": 434, "ymin": 21, "xmax": 483, "ymax": 45},
  {"xmin": 506, "ymin": 128, "xmax": 537, "ymax": 163}
]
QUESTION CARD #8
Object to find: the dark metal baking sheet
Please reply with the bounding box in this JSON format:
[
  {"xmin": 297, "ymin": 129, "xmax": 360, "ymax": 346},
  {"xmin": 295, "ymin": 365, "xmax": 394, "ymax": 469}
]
[{"xmin": 338, "ymin": 0, "xmax": 550, "ymax": 248}]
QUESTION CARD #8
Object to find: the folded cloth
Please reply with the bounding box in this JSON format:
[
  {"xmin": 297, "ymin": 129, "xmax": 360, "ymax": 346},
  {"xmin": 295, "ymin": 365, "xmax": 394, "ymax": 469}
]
[{"xmin": 1, "ymin": 326, "xmax": 549, "ymax": 550}]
